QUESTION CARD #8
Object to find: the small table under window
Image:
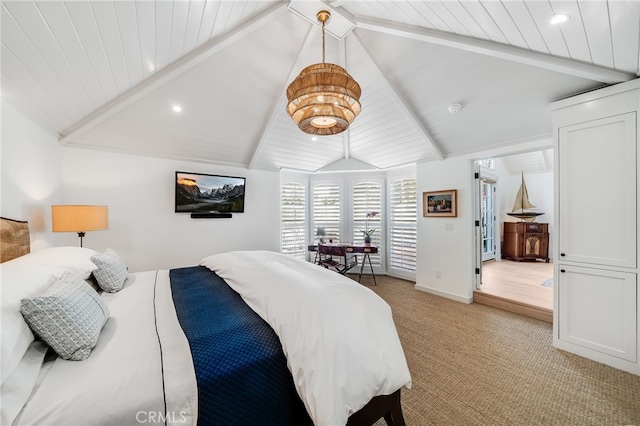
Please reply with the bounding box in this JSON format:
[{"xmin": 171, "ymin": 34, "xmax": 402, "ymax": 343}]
[{"xmin": 308, "ymin": 243, "xmax": 378, "ymax": 285}]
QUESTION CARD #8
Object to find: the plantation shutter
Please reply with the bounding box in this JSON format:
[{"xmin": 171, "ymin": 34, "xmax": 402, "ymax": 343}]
[
  {"xmin": 281, "ymin": 182, "xmax": 306, "ymax": 259},
  {"xmin": 352, "ymin": 181, "xmax": 382, "ymax": 267},
  {"xmin": 313, "ymin": 184, "xmax": 341, "ymax": 242},
  {"xmin": 389, "ymin": 178, "xmax": 417, "ymax": 274}
]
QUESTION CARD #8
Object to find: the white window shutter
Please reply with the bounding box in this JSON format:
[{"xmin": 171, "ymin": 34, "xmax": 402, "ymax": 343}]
[
  {"xmin": 389, "ymin": 178, "xmax": 417, "ymax": 274},
  {"xmin": 352, "ymin": 181, "xmax": 382, "ymax": 267},
  {"xmin": 313, "ymin": 184, "xmax": 341, "ymax": 242},
  {"xmin": 281, "ymin": 182, "xmax": 306, "ymax": 260}
]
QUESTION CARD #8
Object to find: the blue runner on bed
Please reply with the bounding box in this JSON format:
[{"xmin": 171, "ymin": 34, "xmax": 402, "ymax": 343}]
[{"xmin": 169, "ymin": 266, "xmax": 311, "ymax": 426}]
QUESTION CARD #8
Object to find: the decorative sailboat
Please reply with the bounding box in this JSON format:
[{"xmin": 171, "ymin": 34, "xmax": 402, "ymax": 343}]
[{"xmin": 506, "ymin": 172, "xmax": 545, "ymax": 221}]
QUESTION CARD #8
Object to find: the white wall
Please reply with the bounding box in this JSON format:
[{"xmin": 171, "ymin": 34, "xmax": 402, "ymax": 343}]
[
  {"xmin": 415, "ymin": 139, "xmax": 553, "ymax": 303},
  {"xmin": 58, "ymin": 148, "xmax": 280, "ymax": 272},
  {"xmin": 0, "ymin": 102, "xmax": 65, "ymax": 250}
]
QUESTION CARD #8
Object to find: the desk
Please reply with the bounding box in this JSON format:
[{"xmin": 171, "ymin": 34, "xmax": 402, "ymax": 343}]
[{"xmin": 308, "ymin": 243, "xmax": 378, "ymax": 285}]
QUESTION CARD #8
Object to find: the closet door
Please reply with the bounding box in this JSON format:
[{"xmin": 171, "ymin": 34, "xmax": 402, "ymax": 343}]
[
  {"xmin": 557, "ymin": 112, "xmax": 636, "ymax": 268},
  {"xmin": 558, "ymin": 265, "xmax": 637, "ymax": 362}
]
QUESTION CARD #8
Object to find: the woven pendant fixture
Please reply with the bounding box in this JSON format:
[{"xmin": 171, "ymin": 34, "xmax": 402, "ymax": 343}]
[{"xmin": 286, "ymin": 10, "xmax": 361, "ymax": 136}]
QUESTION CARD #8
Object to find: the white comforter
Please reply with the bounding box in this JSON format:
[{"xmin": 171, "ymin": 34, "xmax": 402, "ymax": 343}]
[
  {"xmin": 15, "ymin": 271, "xmax": 197, "ymax": 426},
  {"xmin": 201, "ymin": 250, "xmax": 412, "ymax": 426}
]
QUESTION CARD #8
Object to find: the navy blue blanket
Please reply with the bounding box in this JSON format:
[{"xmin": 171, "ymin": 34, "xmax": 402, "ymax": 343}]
[{"xmin": 169, "ymin": 266, "xmax": 311, "ymax": 426}]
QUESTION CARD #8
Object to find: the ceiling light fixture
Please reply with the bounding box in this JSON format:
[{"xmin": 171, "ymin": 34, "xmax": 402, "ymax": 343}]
[
  {"xmin": 172, "ymin": 105, "xmax": 182, "ymax": 113},
  {"xmin": 286, "ymin": 10, "xmax": 361, "ymax": 136},
  {"xmin": 448, "ymin": 103, "xmax": 462, "ymax": 114},
  {"xmin": 549, "ymin": 14, "xmax": 570, "ymax": 24}
]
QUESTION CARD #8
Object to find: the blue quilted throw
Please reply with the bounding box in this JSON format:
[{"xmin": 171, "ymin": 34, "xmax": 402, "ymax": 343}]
[{"xmin": 169, "ymin": 266, "xmax": 311, "ymax": 426}]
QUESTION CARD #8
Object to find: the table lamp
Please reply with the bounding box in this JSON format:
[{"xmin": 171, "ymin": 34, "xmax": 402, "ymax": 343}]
[{"xmin": 52, "ymin": 205, "xmax": 109, "ymax": 247}]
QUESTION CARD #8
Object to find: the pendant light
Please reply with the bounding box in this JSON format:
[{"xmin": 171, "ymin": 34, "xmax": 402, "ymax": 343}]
[{"xmin": 286, "ymin": 10, "xmax": 361, "ymax": 136}]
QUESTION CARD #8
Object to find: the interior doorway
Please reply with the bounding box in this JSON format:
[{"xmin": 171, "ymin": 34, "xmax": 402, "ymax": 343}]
[{"xmin": 472, "ymin": 150, "xmax": 554, "ymax": 322}]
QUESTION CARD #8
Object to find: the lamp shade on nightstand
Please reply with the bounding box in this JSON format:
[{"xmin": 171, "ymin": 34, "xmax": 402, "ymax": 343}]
[{"xmin": 51, "ymin": 205, "xmax": 109, "ymax": 247}]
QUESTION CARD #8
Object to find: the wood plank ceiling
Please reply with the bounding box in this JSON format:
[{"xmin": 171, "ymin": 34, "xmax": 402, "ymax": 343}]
[{"xmin": 2, "ymin": 1, "xmax": 638, "ymax": 172}]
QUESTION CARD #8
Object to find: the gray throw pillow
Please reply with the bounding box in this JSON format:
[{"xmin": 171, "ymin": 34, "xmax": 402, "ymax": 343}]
[
  {"xmin": 20, "ymin": 271, "xmax": 110, "ymax": 361},
  {"xmin": 91, "ymin": 248, "xmax": 128, "ymax": 293}
]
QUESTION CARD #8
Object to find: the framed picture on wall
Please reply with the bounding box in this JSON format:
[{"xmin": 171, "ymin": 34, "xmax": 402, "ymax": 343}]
[{"xmin": 423, "ymin": 189, "xmax": 457, "ymax": 217}]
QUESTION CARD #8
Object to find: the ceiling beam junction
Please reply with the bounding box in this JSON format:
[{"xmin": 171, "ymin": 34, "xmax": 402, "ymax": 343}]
[
  {"xmin": 355, "ymin": 17, "xmax": 635, "ymax": 84},
  {"xmin": 59, "ymin": 2, "xmax": 288, "ymax": 145},
  {"xmin": 353, "ymin": 31, "xmax": 444, "ymax": 161}
]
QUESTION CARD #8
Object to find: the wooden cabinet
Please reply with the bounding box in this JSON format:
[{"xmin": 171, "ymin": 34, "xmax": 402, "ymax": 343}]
[
  {"xmin": 552, "ymin": 79, "xmax": 639, "ymax": 375},
  {"xmin": 502, "ymin": 222, "xmax": 549, "ymax": 262}
]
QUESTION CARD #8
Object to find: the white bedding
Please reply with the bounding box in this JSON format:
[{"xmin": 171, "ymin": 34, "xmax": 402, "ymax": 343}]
[
  {"xmin": 201, "ymin": 250, "xmax": 412, "ymax": 426},
  {"xmin": 14, "ymin": 271, "xmax": 197, "ymax": 426}
]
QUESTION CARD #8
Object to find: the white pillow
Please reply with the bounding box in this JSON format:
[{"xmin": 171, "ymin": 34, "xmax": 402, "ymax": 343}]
[
  {"xmin": 1, "ymin": 263, "xmax": 64, "ymax": 384},
  {"xmin": 20, "ymin": 271, "xmax": 110, "ymax": 361},
  {"xmin": 7, "ymin": 246, "xmax": 98, "ymax": 279},
  {"xmin": 91, "ymin": 248, "xmax": 128, "ymax": 293}
]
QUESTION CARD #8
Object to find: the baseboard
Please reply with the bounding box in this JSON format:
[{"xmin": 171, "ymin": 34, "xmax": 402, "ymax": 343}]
[{"xmin": 414, "ymin": 284, "xmax": 473, "ymax": 304}]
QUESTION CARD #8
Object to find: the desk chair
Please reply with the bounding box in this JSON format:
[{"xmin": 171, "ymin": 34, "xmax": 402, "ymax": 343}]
[{"xmin": 317, "ymin": 244, "xmax": 358, "ymax": 275}]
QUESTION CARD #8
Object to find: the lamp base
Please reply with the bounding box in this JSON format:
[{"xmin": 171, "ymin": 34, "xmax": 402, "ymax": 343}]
[{"xmin": 77, "ymin": 232, "xmax": 86, "ymax": 248}]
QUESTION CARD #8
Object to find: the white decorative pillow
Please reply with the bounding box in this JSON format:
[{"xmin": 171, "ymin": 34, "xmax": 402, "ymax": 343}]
[
  {"xmin": 1, "ymin": 263, "xmax": 64, "ymax": 384},
  {"xmin": 20, "ymin": 271, "xmax": 110, "ymax": 361},
  {"xmin": 91, "ymin": 248, "xmax": 128, "ymax": 293},
  {"xmin": 8, "ymin": 246, "xmax": 98, "ymax": 279}
]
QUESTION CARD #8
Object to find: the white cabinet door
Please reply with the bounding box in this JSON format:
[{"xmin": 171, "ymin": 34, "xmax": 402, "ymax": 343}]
[
  {"xmin": 557, "ymin": 112, "xmax": 636, "ymax": 268},
  {"xmin": 558, "ymin": 264, "xmax": 637, "ymax": 362}
]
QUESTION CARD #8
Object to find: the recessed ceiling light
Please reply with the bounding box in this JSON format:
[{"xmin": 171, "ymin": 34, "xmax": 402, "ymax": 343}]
[
  {"xmin": 311, "ymin": 136, "xmax": 318, "ymax": 141},
  {"xmin": 550, "ymin": 14, "xmax": 570, "ymax": 24},
  {"xmin": 172, "ymin": 105, "xmax": 182, "ymax": 113}
]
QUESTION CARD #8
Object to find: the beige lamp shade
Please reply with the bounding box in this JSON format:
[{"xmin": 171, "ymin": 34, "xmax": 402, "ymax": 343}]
[{"xmin": 51, "ymin": 205, "xmax": 109, "ymax": 232}]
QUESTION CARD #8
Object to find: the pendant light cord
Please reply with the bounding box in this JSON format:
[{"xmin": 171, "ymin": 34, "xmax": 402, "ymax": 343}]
[{"xmin": 321, "ymin": 20, "xmax": 326, "ymax": 63}]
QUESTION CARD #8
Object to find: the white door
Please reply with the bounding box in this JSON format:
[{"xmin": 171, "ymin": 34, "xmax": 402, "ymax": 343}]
[
  {"xmin": 557, "ymin": 265, "xmax": 637, "ymax": 362},
  {"xmin": 557, "ymin": 112, "xmax": 636, "ymax": 268},
  {"xmin": 481, "ymin": 179, "xmax": 496, "ymax": 261}
]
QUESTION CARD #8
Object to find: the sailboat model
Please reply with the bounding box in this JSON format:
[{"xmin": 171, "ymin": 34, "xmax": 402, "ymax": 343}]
[{"xmin": 506, "ymin": 172, "xmax": 545, "ymax": 221}]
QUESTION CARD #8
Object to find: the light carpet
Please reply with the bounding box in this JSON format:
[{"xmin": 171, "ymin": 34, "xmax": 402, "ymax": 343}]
[{"xmin": 353, "ymin": 274, "xmax": 640, "ymax": 425}]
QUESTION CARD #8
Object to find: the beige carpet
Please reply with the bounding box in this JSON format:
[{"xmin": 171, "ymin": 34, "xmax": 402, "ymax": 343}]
[{"xmin": 354, "ymin": 275, "xmax": 640, "ymax": 425}]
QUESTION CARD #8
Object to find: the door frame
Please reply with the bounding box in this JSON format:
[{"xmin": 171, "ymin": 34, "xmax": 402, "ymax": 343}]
[{"xmin": 473, "ymin": 163, "xmax": 501, "ymax": 290}]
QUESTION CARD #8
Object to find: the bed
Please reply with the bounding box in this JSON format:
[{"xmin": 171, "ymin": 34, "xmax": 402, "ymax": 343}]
[{"xmin": 0, "ymin": 217, "xmax": 411, "ymax": 426}]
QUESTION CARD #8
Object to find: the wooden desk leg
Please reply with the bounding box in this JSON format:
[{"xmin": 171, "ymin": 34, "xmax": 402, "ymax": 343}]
[
  {"xmin": 358, "ymin": 254, "xmax": 377, "ymax": 285},
  {"xmin": 367, "ymin": 254, "xmax": 377, "ymax": 285}
]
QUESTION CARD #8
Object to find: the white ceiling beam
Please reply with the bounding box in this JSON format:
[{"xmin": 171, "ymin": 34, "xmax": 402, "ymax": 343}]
[
  {"xmin": 59, "ymin": 2, "xmax": 288, "ymax": 145},
  {"xmin": 248, "ymin": 24, "xmax": 317, "ymax": 169},
  {"xmin": 353, "ymin": 31, "xmax": 444, "ymax": 160},
  {"xmin": 355, "ymin": 17, "xmax": 635, "ymax": 84}
]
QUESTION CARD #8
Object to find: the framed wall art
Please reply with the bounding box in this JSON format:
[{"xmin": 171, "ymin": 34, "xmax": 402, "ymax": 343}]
[{"xmin": 423, "ymin": 189, "xmax": 457, "ymax": 217}]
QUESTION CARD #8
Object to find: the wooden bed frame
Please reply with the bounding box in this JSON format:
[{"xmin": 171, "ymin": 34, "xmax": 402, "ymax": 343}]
[
  {"xmin": 0, "ymin": 217, "xmax": 406, "ymax": 425},
  {"xmin": 0, "ymin": 217, "xmax": 30, "ymax": 263},
  {"xmin": 348, "ymin": 388, "xmax": 406, "ymax": 426}
]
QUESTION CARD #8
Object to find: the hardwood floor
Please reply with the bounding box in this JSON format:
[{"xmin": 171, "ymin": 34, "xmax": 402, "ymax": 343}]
[{"xmin": 473, "ymin": 259, "xmax": 553, "ymax": 323}]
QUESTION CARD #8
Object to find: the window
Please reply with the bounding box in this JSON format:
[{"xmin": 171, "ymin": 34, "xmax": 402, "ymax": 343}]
[
  {"xmin": 313, "ymin": 184, "xmax": 341, "ymax": 242},
  {"xmin": 281, "ymin": 182, "xmax": 306, "ymax": 259},
  {"xmin": 352, "ymin": 181, "xmax": 382, "ymax": 267},
  {"xmin": 475, "ymin": 159, "xmax": 495, "ymax": 169},
  {"xmin": 388, "ymin": 178, "xmax": 417, "ymax": 276}
]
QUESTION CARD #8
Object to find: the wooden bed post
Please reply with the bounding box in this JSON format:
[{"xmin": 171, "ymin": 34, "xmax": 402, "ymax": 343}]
[{"xmin": 346, "ymin": 389, "xmax": 406, "ymax": 426}]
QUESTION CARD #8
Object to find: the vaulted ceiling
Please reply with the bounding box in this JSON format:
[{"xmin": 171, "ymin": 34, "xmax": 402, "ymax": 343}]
[{"xmin": 2, "ymin": 1, "xmax": 639, "ymax": 172}]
